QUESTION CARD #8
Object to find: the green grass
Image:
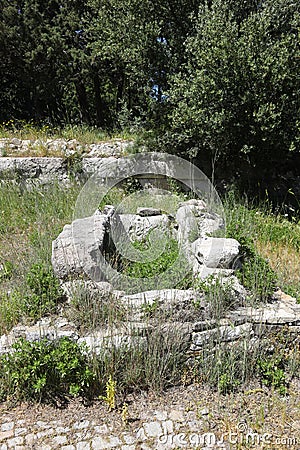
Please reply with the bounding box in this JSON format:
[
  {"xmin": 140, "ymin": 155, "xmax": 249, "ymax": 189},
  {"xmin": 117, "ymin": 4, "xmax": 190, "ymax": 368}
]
[
  {"xmin": 0, "ymin": 176, "xmax": 300, "ymax": 403},
  {"xmin": 0, "ymin": 120, "xmax": 136, "ymax": 145},
  {"xmin": 224, "ymin": 190, "xmax": 300, "ymax": 300},
  {"xmin": 0, "ymin": 181, "xmax": 81, "ymax": 332}
]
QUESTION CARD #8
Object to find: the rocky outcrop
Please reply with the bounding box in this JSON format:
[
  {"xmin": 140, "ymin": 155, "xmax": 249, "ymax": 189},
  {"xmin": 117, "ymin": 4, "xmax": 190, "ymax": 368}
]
[
  {"xmin": 52, "ymin": 212, "xmax": 110, "ymax": 281},
  {"xmin": 51, "ymin": 199, "xmax": 239, "ymax": 284},
  {"xmin": 190, "ymin": 237, "xmax": 240, "ymax": 269}
]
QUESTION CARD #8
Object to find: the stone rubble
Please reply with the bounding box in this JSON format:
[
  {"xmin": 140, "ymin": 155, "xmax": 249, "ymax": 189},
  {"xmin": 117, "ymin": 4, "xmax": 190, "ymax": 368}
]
[
  {"xmin": 0, "ymin": 406, "xmax": 229, "ymax": 450},
  {"xmin": 1, "ymin": 139, "xmax": 299, "ymax": 449},
  {"xmin": 51, "ymin": 201, "xmax": 236, "ymax": 282},
  {"xmin": 0, "ymin": 138, "xmax": 132, "ymax": 158},
  {"xmin": 0, "ymin": 288, "xmax": 299, "ymax": 356}
]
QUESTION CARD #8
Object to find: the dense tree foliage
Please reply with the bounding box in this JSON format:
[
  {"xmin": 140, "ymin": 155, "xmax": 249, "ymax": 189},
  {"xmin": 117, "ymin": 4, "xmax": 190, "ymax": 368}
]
[
  {"xmin": 0, "ymin": 0, "xmax": 299, "ymax": 186},
  {"xmin": 0, "ymin": 0, "xmax": 197, "ymax": 126},
  {"xmin": 164, "ymin": 0, "xmax": 300, "ymax": 183}
]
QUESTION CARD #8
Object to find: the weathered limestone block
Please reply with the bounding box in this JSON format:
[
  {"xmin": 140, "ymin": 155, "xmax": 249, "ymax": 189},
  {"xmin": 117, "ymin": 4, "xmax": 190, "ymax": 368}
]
[
  {"xmin": 191, "ymin": 237, "xmax": 240, "ymax": 269},
  {"xmin": 52, "ymin": 212, "xmax": 109, "ymax": 281},
  {"xmin": 190, "ymin": 322, "xmax": 253, "ymax": 350},
  {"xmin": 176, "ymin": 202, "xmax": 224, "ymax": 244}
]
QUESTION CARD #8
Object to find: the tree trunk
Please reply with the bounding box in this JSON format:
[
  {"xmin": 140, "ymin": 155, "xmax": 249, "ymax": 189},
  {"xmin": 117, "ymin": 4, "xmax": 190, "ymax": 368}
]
[{"xmin": 74, "ymin": 77, "xmax": 90, "ymax": 124}]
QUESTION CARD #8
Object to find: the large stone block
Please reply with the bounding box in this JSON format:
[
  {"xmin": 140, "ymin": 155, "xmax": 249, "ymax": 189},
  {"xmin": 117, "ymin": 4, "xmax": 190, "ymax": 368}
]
[
  {"xmin": 191, "ymin": 237, "xmax": 240, "ymax": 269},
  {"xmin": 52, "ymin": 212, "xmax": 109, "ymax": 281}
]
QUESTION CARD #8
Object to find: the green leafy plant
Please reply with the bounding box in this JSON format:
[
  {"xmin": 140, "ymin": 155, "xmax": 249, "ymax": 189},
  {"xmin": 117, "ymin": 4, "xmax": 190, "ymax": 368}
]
[
  {"xmin": 141, "ymin": 299, "xmax": 159, "ymax": 318},
  {"xmin": 239, "ymin": 256, "xmax": 277, "ymax": 303},
  {"xmin": 257, "ymin": 357, "xmax": 287, "ymax": 395},
  {"xmin": 0, "ymin": 337, "xmax": 94, "ymax": 404},
  {"xmin": 24, "ymin": 263, "xmax": 62, "ymax": 318},
  {"xmin": 26, "ymin": 263, "xmax": 59, "ymax": 297},
  {"xmin": 218, "ymin": 373, "xmax": 240, "ymax": 395}
]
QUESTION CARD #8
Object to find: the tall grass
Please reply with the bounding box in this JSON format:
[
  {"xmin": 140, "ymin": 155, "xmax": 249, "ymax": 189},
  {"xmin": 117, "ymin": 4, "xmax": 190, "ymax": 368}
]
[
  {"xmin": 224, "ymin": 190, "xmax": 300, "ymax": 300},
  {"xmin": 0, "ymin": 121, "xmax": 136, "ymax": 145},
  {"xmin": 0, "ymin": 181, "xmax": 81, "ymax": 331}
]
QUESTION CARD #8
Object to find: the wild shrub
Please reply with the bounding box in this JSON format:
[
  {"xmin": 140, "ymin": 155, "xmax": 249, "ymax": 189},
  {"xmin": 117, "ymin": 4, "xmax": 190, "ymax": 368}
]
[
  {"xmin": 24, "ymin": 263, "xmax": 63, "ymax": 318},
  {"xmin": 0, "ymin": 337, "xmax": 94, "ymax": 404}
]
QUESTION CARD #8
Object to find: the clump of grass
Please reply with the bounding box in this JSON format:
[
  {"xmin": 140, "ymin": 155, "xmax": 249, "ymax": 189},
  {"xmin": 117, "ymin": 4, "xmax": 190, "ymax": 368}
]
[
  {"xmin": 121, "ymin": 236, "xmax": 192, "ymax": 291},
  {"xmin": 0, "ymin": 291, "xmax": 22, "ymax": 333},
  {"xmin": 257, "ymin": 357, "xmax": 287, "ymax": 395},
  {"xmin": 0, "ymin": 264, "xmax": 62, "ymax": 329},
  {"xmin": 224, "ymin": 190, "xmax": 299, "ymax": 302},
  {"xmin": 192, "ymin": 325, "xmax": 300, "ymax": 395},
  {"xmin": 93, "ymin": 323, "xmax": 188, "ymax": 395},
  {"xmin": 0, "ymin": 261, "xmax": 13, "ymax": 282},
  {"xmin": 193, "ymin": 338, "xmax": 259, "ymax": 394},
  {"xmin": 194, "ymin": 275, "xmax": 238, "ymax": 318},
  {"xmin": 65, "ymin": 282, "xmax": 126, "ymax": 332},
  {"xmin": 0, "ymin": 119, "xmax": 52, "ymax": 141}
]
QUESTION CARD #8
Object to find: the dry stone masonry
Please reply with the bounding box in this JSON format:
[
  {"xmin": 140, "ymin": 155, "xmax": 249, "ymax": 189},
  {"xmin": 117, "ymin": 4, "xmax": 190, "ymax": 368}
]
[
  {"xmin": 1, "ymin": 191, "xmax": 300, "ymax": 357},
  {"xmin": 0, "ymin": 138, "xmax": 131, "ymax": 185},
  {"xmin": 1, "ymin": 147, "xmax": 299, "ymax": 375}
]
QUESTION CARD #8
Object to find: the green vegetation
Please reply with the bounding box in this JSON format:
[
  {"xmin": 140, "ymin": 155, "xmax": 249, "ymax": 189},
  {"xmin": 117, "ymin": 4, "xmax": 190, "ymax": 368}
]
[
  {"xmin": 24, "ymin": 263, "xmax": 63, "ymax": 317},
  {"xmin": 94, "ymin": 325, "xmax": 187, "ymax": 395},
  {"xmin": 0, "ymin": 261, "xmax": 13, "ymax": 282},
  {"xmin": 258, "ymin": 357, "xmax": 287, "ymax": 395},
  {"xmin": 0, "ymin": 181, "xmax": 81, "ymax": 332},
  {"xmin": 162, "ymin": 0, "xmax": 299, "ymax": 183},
  {"xmin": 0, "ymin": 0, "xmax": 299, "ymax": 409},
  {"xmin": 224, "ymin": 191, "xmax": 300, "ymax": 300},
  {"xmin": 0, "ymin": 177, "xmax": 299, "ymax": 403},
  {"xmin": 192, "ymin": 331, "xmax": 299, "ymax": 396},
  {"xmin": 65, "ymin": 282, "xmax": 126, "ymax": 332},
  {"xmin": 124, "ymin": 237, "xmax": 179, "ymax": 278},
  {"xmin": 0, "ymin": 337, "xmax": 94, "ymax": 404},
  {"xmin": 195, "ymin": 276, "xmax": 237, "ymax": 318},
  {"xmin": 0, "ymin": 121, "xmax": 135, "ymax": 147},
  {"xmin": 1, "ymin": 0, "xmax": 298, "ymax": 192}
]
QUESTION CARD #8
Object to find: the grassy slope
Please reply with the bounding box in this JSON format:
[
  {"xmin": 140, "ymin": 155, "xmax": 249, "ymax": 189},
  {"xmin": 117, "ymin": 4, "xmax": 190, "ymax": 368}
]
[{"xmin": 0, "ymin": 133, "xmax": 299, "ymax": 403}]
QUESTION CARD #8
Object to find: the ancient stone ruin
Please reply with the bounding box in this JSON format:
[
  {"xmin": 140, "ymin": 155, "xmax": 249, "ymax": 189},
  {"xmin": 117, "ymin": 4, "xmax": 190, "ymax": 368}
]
[
  {"xmin": 0, "ymin": 151, "xmax": 299, "ymax": 357},
  {"xmin": 2, "ymin": 193, "xmax": 299, "ymax": 357}
]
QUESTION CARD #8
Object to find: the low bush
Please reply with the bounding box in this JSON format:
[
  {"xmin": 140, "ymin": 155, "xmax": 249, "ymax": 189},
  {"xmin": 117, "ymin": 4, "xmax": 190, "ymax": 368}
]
[
  {"xmin": 257, "ymin": 357, "xmax": 287, "ymax": 395},
  {"xmin": 24, "ymin": 263, "xmax": 62, "ymax": 316},
  {"xmin": 0, "ymin": 337, "xmax": 94, "ymax": 405}
]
